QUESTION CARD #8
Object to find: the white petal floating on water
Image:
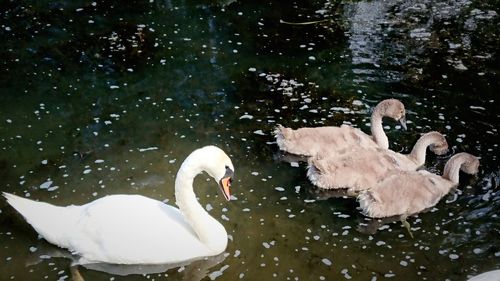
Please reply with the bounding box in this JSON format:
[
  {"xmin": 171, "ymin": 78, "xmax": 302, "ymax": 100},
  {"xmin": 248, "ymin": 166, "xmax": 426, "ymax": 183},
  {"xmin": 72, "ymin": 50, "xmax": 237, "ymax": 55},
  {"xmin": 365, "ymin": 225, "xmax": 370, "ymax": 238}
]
[
  {"xmin": 239, "ymin": 114, "xmax": 254, "ymax": 120},
  {"xmin": 352, "ymin": 100, "xmax": 363, "ymax": 106},
  {"xmin": 138, "ymin": 147, "xmax": 159, "ymax": 152},
  {"xmin": 40, "ymin": 180, "xmax": 53, "ymax": 189},
  {"xmin": 470, "ymin": 105, "xmax": 485, "ymax": 110},
  {"xmin": 253, "ymin": 130, "xmax": 265, "ymax": 135},
  {"xmin": 321, "ymin": 258, "xmax": 332, "ymax": 266},
  {"xmin": 208, "ymin": 265, "xmax": 229, "ymax": 280}
]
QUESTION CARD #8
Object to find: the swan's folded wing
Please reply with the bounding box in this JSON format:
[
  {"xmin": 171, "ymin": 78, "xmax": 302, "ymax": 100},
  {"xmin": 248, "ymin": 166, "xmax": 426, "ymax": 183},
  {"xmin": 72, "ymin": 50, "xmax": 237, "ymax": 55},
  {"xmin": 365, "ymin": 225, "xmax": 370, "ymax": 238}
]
[{"xmin": 70, "ymin": 195, "xmax": 207, "ymax": 264}]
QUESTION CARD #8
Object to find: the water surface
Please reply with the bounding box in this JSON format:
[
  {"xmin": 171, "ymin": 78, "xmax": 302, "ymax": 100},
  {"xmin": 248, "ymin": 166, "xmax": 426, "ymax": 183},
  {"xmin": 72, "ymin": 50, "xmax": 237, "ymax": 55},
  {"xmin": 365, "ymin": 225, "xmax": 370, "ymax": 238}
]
[{"xmin": 1, "ymin": 0, "xmax": 499, "ymax": 280}]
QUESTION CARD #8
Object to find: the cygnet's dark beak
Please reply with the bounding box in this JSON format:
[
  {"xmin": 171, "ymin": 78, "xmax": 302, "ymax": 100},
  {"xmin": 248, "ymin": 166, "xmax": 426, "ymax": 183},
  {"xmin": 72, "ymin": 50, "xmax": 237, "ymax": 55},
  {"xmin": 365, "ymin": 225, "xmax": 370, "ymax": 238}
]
[
  {"xmin": 219, "ymin": 167, "xmax": 234, "ymax": 201},
  {"xmin": 399, "ymin": 116, "xmax": 407, "ymax": 130}
]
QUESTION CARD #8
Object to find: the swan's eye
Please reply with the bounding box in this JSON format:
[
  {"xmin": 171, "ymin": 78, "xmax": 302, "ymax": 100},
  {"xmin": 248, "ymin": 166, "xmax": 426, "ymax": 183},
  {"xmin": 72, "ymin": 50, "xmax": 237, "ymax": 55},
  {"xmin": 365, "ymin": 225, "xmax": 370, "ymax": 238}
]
[{"xmin": 223, "ymin": 165, "xmax": 234, "ymax": 178}]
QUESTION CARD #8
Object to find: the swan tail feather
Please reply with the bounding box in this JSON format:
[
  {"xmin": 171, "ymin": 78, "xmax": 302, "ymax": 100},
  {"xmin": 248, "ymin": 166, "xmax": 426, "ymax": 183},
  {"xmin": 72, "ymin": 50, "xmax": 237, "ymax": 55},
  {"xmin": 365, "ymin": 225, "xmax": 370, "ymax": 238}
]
[
  {"xmin": 274, "ymin": 124, "xmax": 293, "ymax": 151},
  {"xmin": 357, "ymin": 191, "xmax": 383, "ymax": 218},
  {"xmin": 3, "ymin": 192, "xmax": 76, "ymax": 248},
  {"xmin": 306, "ymin": 159, "xmax": 344, "ymax": 190},
  {"xmin": 306, "ymin": 163, "xmax": 321, "ymax": 187}
]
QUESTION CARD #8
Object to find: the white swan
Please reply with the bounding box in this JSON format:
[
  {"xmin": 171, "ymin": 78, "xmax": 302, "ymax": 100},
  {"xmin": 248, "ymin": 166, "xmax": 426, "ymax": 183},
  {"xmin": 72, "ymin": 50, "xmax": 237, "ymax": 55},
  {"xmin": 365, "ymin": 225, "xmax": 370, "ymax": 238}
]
[
  {"xmin": 307, "ymin": 131, "xmax": 448, "ymax": 192},
  {"xmin": 3, "ymin": 145, "xmax": 235, "ymax": 265},
  {"xmin": 358, "ymin": 152, "xmax": 479, "ymax": 219},
  {"xmin": 274, "ymin": 99, "xmax": 407, "ymax": 157},
  {"xmin": 467, "ymin": 270, "xmax": 500, "ymax": 281}
]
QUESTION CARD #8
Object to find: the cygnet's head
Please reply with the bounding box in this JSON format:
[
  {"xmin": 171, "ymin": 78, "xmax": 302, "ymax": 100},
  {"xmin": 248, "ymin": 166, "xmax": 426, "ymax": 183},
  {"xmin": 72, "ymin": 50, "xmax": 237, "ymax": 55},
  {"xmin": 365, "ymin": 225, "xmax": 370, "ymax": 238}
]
[
  {"xmin": 429, "ymin": 133, "xmax": 449, "ymax": 155},
  {"xmin": 460, "ymin": 154, "xmax": 480, "ymax": 175},
  {"xmin": 375, "ymin": 99, "xmax": 407, "ymax": 130}
]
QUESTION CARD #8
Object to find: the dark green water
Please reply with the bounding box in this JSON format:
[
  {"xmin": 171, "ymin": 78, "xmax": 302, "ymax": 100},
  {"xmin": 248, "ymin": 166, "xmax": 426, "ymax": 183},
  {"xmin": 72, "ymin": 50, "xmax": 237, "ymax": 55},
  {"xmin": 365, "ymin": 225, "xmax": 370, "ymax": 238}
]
[{"xmin": 0, "ymin": 0, "xmax": 498, "ymax": 280}]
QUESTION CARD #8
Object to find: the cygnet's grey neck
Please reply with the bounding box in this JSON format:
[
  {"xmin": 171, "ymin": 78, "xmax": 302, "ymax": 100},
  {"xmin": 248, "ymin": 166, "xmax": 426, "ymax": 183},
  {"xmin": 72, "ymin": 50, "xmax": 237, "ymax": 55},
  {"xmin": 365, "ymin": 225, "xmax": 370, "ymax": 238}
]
[
  {"xmin": 371, "ymin": 113, "xmax": 389, "ymax": 150},
  {"xmin": 408, "ymin": 133, "xmax": 441, "ymax": 166}
]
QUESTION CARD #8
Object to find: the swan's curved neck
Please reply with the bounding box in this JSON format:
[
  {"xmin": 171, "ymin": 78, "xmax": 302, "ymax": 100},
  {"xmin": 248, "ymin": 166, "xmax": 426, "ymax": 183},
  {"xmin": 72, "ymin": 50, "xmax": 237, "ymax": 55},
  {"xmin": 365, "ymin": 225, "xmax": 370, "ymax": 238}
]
[
  {"xmin": 174, "ymin": 154, "xmax": 227, "ymax": 254},
  {"xmin": 371, "ymin": 113, "xmax": 389, "ymax": 150},
  {"xmin": 407, "ymin": 134, "xmax": 437, "ymax": 166},
  {"xmin": 443, "ymin": 157, "xmax": 463, "ymax": 184}
]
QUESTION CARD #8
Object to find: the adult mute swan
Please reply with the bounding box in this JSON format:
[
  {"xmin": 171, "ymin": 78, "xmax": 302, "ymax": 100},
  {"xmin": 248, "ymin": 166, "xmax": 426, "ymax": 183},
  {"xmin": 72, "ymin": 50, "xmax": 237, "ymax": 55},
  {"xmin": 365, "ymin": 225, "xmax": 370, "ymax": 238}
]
[
  {"xmin": 358, "ymin": 152, "xmax": 479, "ymax": 220},
  {"xmin": 3, "ymin": 145, "xmax": 235, "ymax": 265},
  {"xmin": 274, "ymin": 99, "xmax": 407, "ymax": 157},
  {"xmin": 307, "ymin": 131, "xmax": 448, "ymax": 192},
  {"xmin": 467, "ymin": 270, "xmax": 500, "ymax": 281}
]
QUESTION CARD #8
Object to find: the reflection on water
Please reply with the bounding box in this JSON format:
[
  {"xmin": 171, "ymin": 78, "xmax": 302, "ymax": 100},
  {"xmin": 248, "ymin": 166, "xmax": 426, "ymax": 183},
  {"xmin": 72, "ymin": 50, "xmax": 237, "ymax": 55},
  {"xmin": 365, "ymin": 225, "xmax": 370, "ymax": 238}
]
[
  {"xmin": 1, "ymin": 0, "xmax": 499, "ymax": 280},
  {"xmin": 345, "ymin": 0, "xmax": 403, "ymax": 83},
  {"xmin": 24, "ymin": 242, "xmax": 227, "ymax": 279}
]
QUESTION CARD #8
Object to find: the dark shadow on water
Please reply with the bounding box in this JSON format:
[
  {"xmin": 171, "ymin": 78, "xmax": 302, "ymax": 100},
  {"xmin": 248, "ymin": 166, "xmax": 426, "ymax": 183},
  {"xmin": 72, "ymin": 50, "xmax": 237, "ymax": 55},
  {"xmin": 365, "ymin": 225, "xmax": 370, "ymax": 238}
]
[
  {"xmin": 272, "ymin": 150, "xmax": 310, "ymax": 164},
  {"xmin": 305, "ymin": 185, "xmax": 354, "ymax": 201}
]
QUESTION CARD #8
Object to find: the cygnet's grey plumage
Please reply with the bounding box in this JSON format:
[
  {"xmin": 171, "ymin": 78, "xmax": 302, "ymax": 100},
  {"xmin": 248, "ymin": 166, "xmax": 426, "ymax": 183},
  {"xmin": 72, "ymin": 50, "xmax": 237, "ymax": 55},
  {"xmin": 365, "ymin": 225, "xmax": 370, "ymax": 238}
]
[
  {"xmin": 357, "ymin": 152, "xmax": 479, "ymax": 218},
  {"xmin": 307, "ymin": 131, "xmax": 448, "ymax": 192},
  {"xmin": 274, "ymin": 99, "xmax": 407, "ymax": 157}
]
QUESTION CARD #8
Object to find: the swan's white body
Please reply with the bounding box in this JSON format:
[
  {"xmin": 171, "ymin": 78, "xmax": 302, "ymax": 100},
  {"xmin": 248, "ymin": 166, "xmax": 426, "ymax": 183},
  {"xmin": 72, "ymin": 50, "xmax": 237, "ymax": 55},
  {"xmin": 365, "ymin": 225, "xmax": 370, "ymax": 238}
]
[
  {"xmin": 467, "ymin": 270, "xmax": 500, "ymax": 281},
  {"xmin": 3, "ymin": 145, "xmax": 234, "ymax": 265},
  {"xmin": 307, "ymin": 131, "xmax": 448, "ymax": 191},
  {"xmin": 274, "ymin": 99, "xmax": 407, "ymax": 157}
]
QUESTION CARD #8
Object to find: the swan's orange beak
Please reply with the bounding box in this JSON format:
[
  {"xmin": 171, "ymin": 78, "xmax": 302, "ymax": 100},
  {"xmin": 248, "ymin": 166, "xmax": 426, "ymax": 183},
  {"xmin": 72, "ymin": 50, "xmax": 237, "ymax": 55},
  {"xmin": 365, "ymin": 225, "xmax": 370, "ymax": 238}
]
[{"xmin": 219, "ymin": 177, "xmax": 232, "ymax": 201}]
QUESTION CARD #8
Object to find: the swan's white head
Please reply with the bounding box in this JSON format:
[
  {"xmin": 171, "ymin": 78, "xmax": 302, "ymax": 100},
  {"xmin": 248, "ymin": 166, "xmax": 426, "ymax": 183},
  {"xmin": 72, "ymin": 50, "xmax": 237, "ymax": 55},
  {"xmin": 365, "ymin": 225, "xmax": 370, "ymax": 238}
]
[{"xmin": 198, "ymin": 146, "xmax": 235, "ymax": 201}]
